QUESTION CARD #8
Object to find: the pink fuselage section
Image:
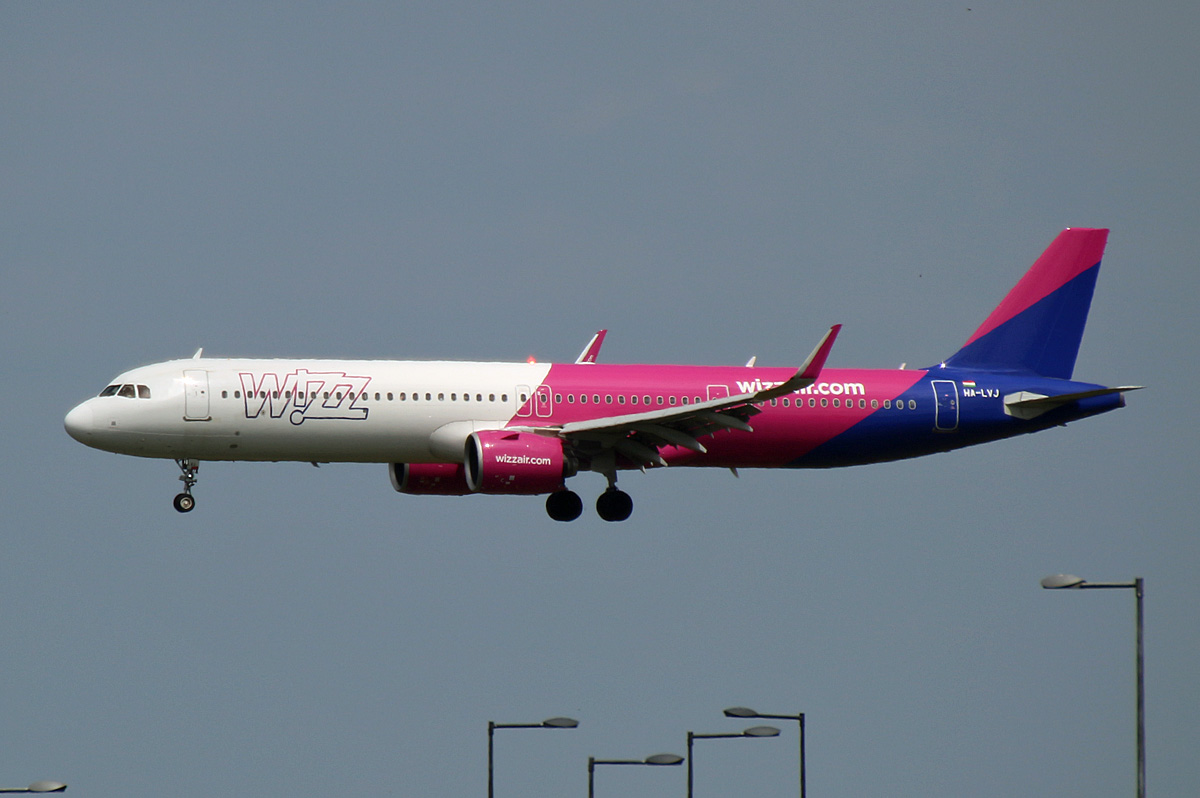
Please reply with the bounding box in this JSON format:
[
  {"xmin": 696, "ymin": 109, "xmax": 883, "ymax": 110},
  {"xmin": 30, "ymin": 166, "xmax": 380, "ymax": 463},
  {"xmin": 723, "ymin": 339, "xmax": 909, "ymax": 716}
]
[{"xmin": 518, "ymin": 363, "xmax": 926, "ymax": 468}]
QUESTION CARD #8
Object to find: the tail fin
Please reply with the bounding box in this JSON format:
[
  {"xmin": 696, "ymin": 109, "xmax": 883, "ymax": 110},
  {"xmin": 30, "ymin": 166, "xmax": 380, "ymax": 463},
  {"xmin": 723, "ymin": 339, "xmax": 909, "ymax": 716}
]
[{"xmin": 942, "ymin": 228, "xmax": 1108, "ymax": 378}]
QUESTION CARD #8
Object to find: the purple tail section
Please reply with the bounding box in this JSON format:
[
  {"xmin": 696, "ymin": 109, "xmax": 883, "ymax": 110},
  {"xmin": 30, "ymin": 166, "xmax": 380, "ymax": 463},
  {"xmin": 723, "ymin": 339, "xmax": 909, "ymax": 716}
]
[{"xmin": 943, "ymin": 228, "xmax": 1108, "ymax": 379}]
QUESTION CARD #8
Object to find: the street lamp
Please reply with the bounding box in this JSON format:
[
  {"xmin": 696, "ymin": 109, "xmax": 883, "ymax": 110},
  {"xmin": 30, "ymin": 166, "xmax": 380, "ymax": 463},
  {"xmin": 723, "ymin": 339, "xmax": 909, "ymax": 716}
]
[
  {"xmin": 587, "ymin": 753, "xmax": 684, "ymax": 797},
  {"xmin": 487, "ymin": 716, "xmax": 578, "ymax": 798},
  {"xmin": 0, "ymin": 783, "xmax": 66, "ymax": 794},
  {"xmin": 1041, "ymin": 574, "xmax": 1145, "ymax": 798},
  {"xmin": 725, "ymin": 706, "xmax": 806, "ymax": 798},
  {"xmin": 687, "ymin": 725, "xmax": 780, "ymax": 798}
]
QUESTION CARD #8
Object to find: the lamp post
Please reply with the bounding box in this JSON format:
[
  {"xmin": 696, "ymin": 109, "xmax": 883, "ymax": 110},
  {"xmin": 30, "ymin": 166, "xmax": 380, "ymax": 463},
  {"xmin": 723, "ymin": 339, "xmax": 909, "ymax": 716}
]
[
  {"xmin": 725, "ymin": 707, "xmax": 806, "ymax": 798},
  {"xmin": 0, "ymin": 783, "xmax": 66, "ymax": 794},
  {"xmin": 1041, "ymin": 574, "xmax": 1145, "ymax": 798},
  {"xmin": 587, "ymin": 753, "xmax": 684, "ymax": 797},
  {"xmin": 487, "ymin": 716, "xmax": 578, "ymax": 798},
  {"xmin": 686, "ymin": 725, "xmax": 779, "ymax": 798}
]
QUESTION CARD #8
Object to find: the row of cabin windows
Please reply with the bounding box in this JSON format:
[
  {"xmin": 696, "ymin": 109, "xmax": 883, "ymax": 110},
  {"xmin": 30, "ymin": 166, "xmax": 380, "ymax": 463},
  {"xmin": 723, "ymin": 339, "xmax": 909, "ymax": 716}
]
[
  {"xmin": 99, "ymin": 384, "xmax": 151, "ymax": 399},
  {"xmin": 554, "ymin": 393, "xmax": 693, "ymax": 406},
  {"xmin": 220, "ymin": 390, "xmax": 510, "ymax": 403},
  {"xmin": 213, "ymin": 388, "xmax": 919, "ymax": 412},
  {"xmin": 766, "ymin": 396, "xmax": 919, "ymax": 410},
  {"xmin": 550, "ymin": 393, "xmax": 919, "ymax": 411}
]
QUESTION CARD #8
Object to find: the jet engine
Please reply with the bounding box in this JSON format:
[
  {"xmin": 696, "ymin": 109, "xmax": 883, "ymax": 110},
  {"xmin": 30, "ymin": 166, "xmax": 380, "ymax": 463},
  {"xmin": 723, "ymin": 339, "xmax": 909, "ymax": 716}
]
[
  {"xmin": 465, "ymin": 430, "xmax": 573, "ymax": 494},
  {"xmin": 389, "ymin": 462, "xmax": 472, "ymax": 495}
]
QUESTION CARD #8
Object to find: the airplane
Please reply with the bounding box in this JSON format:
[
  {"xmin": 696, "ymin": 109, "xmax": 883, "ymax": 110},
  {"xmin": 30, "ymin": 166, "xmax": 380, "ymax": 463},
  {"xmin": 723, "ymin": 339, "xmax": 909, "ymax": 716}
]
[{"xmin": 64, "ymin": 228, "xmax": 1139, "ymax": 522}]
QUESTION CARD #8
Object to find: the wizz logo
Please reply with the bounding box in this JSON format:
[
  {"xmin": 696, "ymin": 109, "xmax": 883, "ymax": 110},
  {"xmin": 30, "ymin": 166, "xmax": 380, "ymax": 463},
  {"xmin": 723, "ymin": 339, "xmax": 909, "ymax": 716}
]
[
  {"xmin": 239, "ymin": 370, "xmax": 371, "ymax": 425},
  {"xmin": 735, "ymin": 378, "xmax": 866, "ymax": 396}
]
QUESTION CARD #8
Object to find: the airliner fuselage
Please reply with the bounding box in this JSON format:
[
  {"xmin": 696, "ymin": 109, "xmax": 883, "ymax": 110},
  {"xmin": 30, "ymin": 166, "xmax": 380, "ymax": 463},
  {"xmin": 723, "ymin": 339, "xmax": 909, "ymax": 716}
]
[{"xmin": 64, "ymin": 229, "xmax": 1138, "ymax": 521}]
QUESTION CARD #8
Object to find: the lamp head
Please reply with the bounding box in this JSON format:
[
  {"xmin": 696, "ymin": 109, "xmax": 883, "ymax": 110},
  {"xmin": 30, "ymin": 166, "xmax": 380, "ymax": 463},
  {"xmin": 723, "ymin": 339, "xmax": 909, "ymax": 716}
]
[
  {"xmin": 645, "ymin": 754, "xmax": 685, "ymax": 765},
  {"xmin": 1041, "ymin": 574, "xmax": 1086, "ymax": 589},
  {"xmin": 542, "ymin": 717, "xmax": 579, "ymax": 728},
  {"xmin": 744, "ymin": 725, "xmax": 781, "ymax": 737}
]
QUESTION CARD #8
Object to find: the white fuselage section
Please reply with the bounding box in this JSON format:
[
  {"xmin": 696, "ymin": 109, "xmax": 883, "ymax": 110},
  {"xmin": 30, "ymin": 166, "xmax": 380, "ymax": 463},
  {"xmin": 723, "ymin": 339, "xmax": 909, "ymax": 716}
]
[{"xmin": 65, "ymin": 358, "xmax": 552, "ymax": 463}]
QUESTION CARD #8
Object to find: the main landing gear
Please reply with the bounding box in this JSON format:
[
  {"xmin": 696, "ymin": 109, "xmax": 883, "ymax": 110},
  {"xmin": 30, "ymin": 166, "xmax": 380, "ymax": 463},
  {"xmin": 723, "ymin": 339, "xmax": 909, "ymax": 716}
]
[
  {"xmin": 545, "ymin": 489, "xmax": 583, "ymax": 522},
  {"xmin": 544, "ymin": 475, "xmax": 634, "ymax": 523},
  {"xmin": 173, "ymin": 458, "xmax": 199, "ymax": 513},
  {"xmin": 596, "ymin": 487, "xmax": 633, "ymax": 522}
]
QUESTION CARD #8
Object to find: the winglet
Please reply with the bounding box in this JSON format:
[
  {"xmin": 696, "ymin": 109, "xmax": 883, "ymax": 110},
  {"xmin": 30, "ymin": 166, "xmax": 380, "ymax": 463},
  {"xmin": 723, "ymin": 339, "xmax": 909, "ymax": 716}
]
[
  {"xmin": 799, "ymin": 324, "xmax": 841, "ymax": 380},
  {"xmin": 575, "ymin": 330, "xmax": 607, "ymax": 364},
  {"xmin": 753, "ymin": 324, "xmax": 842, "ymax": 401}
]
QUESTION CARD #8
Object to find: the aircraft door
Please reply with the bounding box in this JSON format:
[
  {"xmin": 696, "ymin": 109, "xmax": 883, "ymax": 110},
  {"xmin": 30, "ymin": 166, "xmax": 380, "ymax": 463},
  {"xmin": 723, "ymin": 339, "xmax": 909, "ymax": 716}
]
[
  {"xmin": 534, "ymin": 385, "xmax": 553, "ymax": 418},
  {"xmin": 932, "ymin": 380, "xmax": 959, "ymax": 431},
  {"xmin": 183, "ymin": 370, "xmax": 211, "ymax": 421},
  {"xmin": 706, "ymin": 384, "xmax": 730, "ymax": 401},
  {"xmin": 516, "ymin": 385, "xmax": 533, "ymax": 417}
]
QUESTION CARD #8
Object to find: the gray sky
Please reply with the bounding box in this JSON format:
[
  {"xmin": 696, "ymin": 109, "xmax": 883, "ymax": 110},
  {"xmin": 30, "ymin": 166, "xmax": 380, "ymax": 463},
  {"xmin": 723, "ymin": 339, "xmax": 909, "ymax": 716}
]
[{"xmin": 3, "ymin": 3, "xmax": 1197, "ymax": 796}]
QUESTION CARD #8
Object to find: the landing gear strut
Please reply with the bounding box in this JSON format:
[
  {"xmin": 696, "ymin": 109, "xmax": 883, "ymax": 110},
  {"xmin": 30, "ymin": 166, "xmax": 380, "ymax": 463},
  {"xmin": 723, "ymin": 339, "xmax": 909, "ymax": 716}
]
[{"xmin": 173, "ymin": 458, "xmax": 199, "ymax": 513}]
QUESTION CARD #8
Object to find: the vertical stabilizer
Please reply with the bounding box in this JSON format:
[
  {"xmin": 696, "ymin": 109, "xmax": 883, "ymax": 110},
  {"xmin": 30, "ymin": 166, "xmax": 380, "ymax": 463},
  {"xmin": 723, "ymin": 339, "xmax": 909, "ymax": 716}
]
[{"xmin": 943, "ymin": 228, "xmax": 1108, "ymax": 378}]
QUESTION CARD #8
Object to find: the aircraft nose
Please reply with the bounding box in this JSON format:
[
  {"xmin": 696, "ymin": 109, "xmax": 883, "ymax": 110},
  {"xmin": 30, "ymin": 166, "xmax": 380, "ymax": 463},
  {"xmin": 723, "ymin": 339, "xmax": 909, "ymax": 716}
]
[{"xmin": 64, "ymin": 402, "xmax": 95, "ymax": 443}]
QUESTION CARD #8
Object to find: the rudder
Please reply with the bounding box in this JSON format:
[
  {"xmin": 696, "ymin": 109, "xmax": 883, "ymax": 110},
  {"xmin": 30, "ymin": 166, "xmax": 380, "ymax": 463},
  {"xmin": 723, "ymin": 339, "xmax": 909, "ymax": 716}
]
[{"xmin": 943, "ymin": 228, "xmax": 1108, "ymax": 379}]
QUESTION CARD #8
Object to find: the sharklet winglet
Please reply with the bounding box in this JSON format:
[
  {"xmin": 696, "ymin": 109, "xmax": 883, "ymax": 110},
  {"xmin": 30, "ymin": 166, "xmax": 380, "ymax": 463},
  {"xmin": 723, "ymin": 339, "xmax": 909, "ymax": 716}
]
[
  {"xmin": 750, "ymin": 324, "xmax": 842, "ymax": 402},
  {"xmin": 575, "ymin": 330, "xmax": 607, "ymax": 364}
]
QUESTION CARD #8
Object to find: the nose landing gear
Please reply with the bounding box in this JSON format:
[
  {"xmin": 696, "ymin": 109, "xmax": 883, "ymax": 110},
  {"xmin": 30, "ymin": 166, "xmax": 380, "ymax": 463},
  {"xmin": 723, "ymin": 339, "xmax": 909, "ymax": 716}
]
[{"xmin": 173, "ymin": 459, "xmax": 199, "ymax": 513}]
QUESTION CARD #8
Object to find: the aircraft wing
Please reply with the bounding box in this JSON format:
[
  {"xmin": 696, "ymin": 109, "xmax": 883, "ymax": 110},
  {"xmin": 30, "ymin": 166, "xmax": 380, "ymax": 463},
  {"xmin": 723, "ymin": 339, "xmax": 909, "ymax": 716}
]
[{"xmin": 523, "ymin": 325, "xmax": 841, "ymax": 467}]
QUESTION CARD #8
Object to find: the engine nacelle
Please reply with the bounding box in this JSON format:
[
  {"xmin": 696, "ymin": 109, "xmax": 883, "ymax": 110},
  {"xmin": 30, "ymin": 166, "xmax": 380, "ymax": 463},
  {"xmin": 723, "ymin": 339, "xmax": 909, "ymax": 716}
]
[
  {"xmin": 389, "ymin": 462, "xmax": 472, "ymax": 495},
  {"xmin": 465, "ymin": 431, "xmax": 571, "ymax": 495}
]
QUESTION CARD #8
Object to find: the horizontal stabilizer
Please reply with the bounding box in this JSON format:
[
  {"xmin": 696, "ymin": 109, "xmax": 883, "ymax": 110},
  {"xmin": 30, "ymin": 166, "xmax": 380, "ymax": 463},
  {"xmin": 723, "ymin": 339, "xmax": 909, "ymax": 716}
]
[{"xmin": 1003, "ymin": 386, "xmax": 1143, "ymax": 420}]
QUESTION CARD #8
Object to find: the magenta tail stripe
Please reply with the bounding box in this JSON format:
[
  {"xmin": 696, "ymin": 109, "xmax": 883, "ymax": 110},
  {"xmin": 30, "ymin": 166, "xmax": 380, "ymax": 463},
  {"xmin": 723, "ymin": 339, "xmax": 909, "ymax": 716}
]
[{"xmin": 964, "ymin": 228, "xmax": 1107, "ymax": 347}]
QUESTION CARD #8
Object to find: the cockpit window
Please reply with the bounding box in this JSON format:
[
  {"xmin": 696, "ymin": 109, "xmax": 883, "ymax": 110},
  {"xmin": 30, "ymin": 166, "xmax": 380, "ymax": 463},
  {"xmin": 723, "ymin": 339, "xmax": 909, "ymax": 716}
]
[{"xmin": 100, "ymin": 383, "xmax": 152, "ymax": 399}]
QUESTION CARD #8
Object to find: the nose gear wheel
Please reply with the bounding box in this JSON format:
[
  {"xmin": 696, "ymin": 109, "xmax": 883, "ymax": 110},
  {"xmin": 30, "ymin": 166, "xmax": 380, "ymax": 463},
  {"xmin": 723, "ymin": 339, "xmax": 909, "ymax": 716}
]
[{"xmin": 173, "ymin": 459, "xmax": 199, "ymax": 513}]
